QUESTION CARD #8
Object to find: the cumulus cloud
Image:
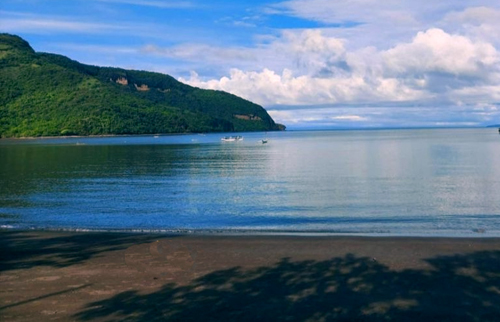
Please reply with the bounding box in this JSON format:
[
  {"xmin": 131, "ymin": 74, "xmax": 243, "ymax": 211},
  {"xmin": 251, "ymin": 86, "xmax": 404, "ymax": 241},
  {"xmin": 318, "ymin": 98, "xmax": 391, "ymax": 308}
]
[
  {"xmin": 267, "ymin": 1, "xmax": 500, "ymax": 51},
  {"xmin": 179, "ymin": 25, "xmax": 500, "ymax": 127},
  {"xmin": 183, "ymin": 65, "xmax": 428, "ymax": 107},
  {"xmin": 12, "ymin": 0, "xmax": 499, "ymax": 128},
  {"xmin": 183, "ymin": 28, "xmax": 498, "ymax": 106},
  {"xmin": 382, "ymin": 28, "xmax": 499, "ymax": 77},
  {"xmin": 143, "ymin": 30, "xmax": 347, "ymax": 76},
  {"xmin": 442, "ymin": 7, "xmax": 500, "ymax": 44},
  {"xmin": 278, "ymin": 30, "xmax": 346, "ymax": 71}
]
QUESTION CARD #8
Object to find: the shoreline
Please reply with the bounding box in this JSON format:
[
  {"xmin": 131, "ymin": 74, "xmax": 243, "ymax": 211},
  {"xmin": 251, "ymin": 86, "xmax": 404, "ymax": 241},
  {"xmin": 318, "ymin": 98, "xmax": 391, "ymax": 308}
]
[
  {"xmin": 0, "ymin": 128, "xmax": 285, "ymax": 141},
  {"xmin": 0, "ymin": 132, "xmax": 200, "ymax": 140},
  {"xmin": 0, "ymin": 225, "xmax": 500, "ymax": 239},
  {"xmin": 1, "ymin": 227, "xmax": 497, "ymax": 238},
  {"xmin": 2, "ymin": 230, "xmax": 500, "ymax": 320},
  {"xmin": 0, "ymin": 126, "xmax": 494, "ymax": 140}
]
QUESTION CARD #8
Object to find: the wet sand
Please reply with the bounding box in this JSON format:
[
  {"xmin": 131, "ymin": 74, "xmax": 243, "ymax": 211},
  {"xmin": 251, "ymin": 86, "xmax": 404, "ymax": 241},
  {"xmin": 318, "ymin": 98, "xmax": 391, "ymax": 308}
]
[{"xmin": 1, "ymin": 230, "xmax": 500, "ymax": 321}]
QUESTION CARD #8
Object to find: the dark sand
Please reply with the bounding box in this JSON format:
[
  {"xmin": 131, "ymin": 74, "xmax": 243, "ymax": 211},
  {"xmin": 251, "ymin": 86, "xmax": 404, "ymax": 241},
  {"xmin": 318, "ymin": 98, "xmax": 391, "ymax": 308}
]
[{"xmin": 1, "ymin": 230, "xmax": 500, "ymax": 321}]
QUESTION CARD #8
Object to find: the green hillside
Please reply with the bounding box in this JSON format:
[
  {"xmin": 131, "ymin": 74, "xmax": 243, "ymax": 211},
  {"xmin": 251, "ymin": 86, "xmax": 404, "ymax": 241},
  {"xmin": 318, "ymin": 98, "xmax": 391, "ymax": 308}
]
[{"xmin": 0, "ymin": 34, "xmax": 284, "ymax": 138}]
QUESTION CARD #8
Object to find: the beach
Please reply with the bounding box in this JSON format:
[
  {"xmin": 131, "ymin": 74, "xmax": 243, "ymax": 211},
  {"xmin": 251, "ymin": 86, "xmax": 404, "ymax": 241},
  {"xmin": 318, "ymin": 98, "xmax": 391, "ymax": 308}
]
[{"xmin": 1, "ymin": 230, "xmax": 500, "ymax": 321}]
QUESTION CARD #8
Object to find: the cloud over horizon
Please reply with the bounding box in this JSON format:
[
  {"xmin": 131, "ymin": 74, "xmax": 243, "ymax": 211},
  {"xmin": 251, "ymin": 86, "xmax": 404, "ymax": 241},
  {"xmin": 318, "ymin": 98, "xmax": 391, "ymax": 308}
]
[
  {"xmin": 181, "ymin": 28, "xmax": 500, "ymax": 112},
  {"xmin": 2, "ymin": 0, "xmax": 500, "ymax": 128}
]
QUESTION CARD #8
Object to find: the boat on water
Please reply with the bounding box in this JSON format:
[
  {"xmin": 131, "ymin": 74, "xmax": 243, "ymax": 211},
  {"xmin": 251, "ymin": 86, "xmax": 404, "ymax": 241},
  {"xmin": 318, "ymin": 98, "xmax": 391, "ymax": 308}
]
[
  {"xmin": 221, "ymin": 136, "xmax": 243, "ymax": 142},
  {"xmin": 261, "ymin": 139, "xmax": 268, "ymax": 144}
]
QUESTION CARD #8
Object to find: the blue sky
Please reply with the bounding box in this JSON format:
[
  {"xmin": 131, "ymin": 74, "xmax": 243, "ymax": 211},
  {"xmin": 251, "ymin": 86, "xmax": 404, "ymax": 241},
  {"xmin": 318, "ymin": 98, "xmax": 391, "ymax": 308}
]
[{"xmin": 2, "ymin": 0, "xmax": 500, "ymax": 129}]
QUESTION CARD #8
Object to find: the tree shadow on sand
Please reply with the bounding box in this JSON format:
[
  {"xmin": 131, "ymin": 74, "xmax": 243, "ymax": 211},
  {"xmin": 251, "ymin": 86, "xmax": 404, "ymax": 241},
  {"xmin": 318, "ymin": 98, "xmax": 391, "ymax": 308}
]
[
  {"xmin": 0, "ymin": 231, "xmax": 163, "ymax": 272},
  {"xmin": 75, "ymin": 251, "xmax": 500, "ymax": 321}
]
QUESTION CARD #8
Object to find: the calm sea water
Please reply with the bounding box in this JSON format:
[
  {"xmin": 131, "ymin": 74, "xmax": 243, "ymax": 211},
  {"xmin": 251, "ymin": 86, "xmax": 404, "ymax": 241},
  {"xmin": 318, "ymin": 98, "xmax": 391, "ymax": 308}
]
[{"xmin": 1, "ymin": 129, "xmax": 500, "ymax": 236}]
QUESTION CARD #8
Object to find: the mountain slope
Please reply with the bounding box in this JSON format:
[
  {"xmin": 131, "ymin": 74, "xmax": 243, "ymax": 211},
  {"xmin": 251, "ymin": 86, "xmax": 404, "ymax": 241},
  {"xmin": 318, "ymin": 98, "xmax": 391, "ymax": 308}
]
[{"xmin": 0, "ymin": 34, "xmax": 284, "ymax": 137}]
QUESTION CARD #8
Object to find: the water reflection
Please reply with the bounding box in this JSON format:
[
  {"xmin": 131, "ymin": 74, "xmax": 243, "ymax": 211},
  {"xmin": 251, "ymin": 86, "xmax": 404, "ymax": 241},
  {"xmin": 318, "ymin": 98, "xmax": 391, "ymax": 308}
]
[{"xmin": 1, "ymin": 129, "xmax": 500, "ymax": 235}]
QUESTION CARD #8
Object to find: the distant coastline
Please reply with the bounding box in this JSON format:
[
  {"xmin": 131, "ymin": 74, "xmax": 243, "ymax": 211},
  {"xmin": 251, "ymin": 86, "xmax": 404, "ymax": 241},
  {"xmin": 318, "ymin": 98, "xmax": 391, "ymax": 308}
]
[
  {"xmin": 283, "ymin": 125, "xmax": 495, "ymax": 132},
  {"xmin": 2, "ymin": 126, "xmax": 496, "ymax": 139}
]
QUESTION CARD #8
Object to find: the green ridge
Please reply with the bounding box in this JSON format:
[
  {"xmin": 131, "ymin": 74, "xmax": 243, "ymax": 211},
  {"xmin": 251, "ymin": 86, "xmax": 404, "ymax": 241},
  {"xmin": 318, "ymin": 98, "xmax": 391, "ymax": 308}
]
[{"xmin": 0, "ymin": 34, "xmax": 285, "ymax": 138}]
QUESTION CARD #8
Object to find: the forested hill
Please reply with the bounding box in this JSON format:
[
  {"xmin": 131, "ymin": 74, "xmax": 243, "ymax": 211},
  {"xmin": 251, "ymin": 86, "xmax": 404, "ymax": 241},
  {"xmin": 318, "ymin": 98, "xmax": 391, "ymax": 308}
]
[{"xmin": 0, "ymin": 34, "xmax": 285, "ymax": 137}]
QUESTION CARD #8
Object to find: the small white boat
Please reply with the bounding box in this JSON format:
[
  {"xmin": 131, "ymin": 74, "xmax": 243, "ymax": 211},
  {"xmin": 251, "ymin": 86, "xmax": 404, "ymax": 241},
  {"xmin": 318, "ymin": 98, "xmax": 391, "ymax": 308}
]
[{"xmin": 221, "ymin": 136, "xmax": 243, "ymax": 142}]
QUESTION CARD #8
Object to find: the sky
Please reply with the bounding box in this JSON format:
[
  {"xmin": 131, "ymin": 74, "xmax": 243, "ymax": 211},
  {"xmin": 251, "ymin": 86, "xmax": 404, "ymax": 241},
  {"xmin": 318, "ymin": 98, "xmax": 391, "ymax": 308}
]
[{"xmin": 2, "ymin": 0, "xmax": 500, "ymax": 129}]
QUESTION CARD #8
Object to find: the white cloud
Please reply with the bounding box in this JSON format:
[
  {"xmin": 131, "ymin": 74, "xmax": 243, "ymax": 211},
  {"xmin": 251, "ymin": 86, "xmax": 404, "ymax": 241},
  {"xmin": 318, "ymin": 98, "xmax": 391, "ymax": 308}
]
[
  {"xmin": 279, "ymin": 29, "xmax": 345, "ymax": 59},
  {"xmin": 268, "ymin": 105, "xmax": 499, "ymax": 129},
  {"xmin": 142, "ymin": 43, "xmax": 257, "ymax": 66},
  {"xmin": 382, "ymin": 28, "xmax": 499, "ymax": 77},
  {"xmin": 52, "ymin": 43, "xmax": 138, "ymax": 54},
  {"xmin": 270, "ymin": 0, "xmax": 412, "ymax": 25},
  {"xmin": 268, "ymin": 1, "xmax": 500, "ymax": 51},
  {"xmin": 268, "ymin": 108, "xmax": 370, "ymax": 127},
  {"xmin": 451, "ymin": 85, "xmax": 500, "ymax": 104},
  {"xmin": 331, "ymin": 115, "xmax": 367, "ymax": 121},
  {"xmin": 0, "ymin": 11, "xmax": 197, "ymax": 40},
  {"xmin": 0, "ymin": 11, "xmax": 153, "ymax": 36},
  {"xmin": 270, "ymin": 0, "xmax": 497, "ymax": 28},
  {"xmin": 444, "ymin": 6, "xmax": 500, "ymax": 25},
  {"xmin": 5, "ymin": 1, "xmax": 500, "ymax": 128},
  {"xmin": 182, "ymin": 67, "xmax": 428, "ymax": 107},
  {"xmin": 182, "ymin": 29, "xmax": 448, "ymax": 106},
  {"xmin": 180, "ymin": 26, "xmax": 500, "ymax": 117},
  {"xmin": 141, "ymin": 29, "xmax": 347, "ymax": 75},
  {"xmin": 0, "ymin": 17, "xmax": 128, "ymax": 34},
  {"xmin": 439, "ymin": 7, "xmax": 500, "ymax": 49}
]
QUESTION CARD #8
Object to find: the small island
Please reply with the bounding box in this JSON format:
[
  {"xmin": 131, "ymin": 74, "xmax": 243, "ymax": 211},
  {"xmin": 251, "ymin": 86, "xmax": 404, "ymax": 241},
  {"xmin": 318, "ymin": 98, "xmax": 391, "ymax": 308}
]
[{"xmin": 0, "ymin": 34, "xmax": 285, "ymax": 138}]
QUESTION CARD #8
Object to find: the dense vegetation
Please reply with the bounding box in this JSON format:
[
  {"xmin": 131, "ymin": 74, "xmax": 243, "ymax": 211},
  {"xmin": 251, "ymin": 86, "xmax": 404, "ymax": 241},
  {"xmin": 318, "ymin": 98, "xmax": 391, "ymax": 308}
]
[{"xmin": 0, "ymin": 34, "xmax": 284, "ymax": 137}]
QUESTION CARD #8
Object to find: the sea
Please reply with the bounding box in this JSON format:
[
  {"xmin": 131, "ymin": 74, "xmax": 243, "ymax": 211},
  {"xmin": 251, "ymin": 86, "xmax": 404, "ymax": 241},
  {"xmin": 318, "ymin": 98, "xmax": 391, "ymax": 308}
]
[{"xmin": 1, "ymin": 128, "xmax": 500, "ymax": 237}]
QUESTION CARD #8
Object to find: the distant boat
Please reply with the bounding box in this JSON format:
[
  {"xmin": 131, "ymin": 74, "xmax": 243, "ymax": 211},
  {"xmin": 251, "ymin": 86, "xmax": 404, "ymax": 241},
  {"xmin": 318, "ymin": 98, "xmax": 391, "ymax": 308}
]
[
  {"xmin": 221, "ymin": 136, "xmax": 243, "ymax": 142},
  {"xmin": 261, "ymin": 131, "xmax": 268, "ymax": 144}
]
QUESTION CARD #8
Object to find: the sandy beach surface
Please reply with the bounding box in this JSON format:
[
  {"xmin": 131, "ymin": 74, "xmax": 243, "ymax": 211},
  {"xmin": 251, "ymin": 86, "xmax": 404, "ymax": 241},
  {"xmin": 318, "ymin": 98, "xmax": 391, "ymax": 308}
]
[{"xmin": 1, "ymin": 230, "xmax": 500, "ymax": 321}]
